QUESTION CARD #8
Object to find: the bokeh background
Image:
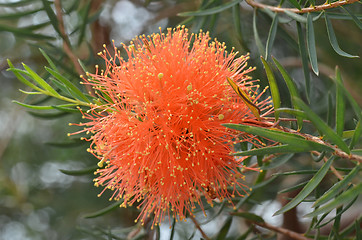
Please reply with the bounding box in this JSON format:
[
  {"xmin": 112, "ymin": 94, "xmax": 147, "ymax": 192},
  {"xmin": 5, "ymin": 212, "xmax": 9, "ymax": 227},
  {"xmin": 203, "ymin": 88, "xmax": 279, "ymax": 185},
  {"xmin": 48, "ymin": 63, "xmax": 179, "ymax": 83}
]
[{"xmin": 0, "ymin": 0, "xmax": 361, "ymax": 239}]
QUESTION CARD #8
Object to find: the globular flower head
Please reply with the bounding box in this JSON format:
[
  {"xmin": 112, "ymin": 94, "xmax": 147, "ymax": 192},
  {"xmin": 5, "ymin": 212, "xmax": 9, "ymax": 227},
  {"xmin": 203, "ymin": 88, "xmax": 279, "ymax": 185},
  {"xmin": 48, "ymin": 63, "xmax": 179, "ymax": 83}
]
[{"xmin": 76, "ymin": 26, "xmax": 271, "ymax": 226}]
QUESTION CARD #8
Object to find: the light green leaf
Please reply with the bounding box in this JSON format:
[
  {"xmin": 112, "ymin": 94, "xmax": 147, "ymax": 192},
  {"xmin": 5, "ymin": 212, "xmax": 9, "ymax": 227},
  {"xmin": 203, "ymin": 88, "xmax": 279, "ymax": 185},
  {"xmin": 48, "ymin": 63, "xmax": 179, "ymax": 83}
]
[
  {"xmin": 294, "ymin": 97, "xmax": 351, "ymax": 154},
  {"xmin": 261, "ymin": 57, "xmax": 281, "ymax": 120},
  {"xmin": 7, "ymin": 60, "xmax": 41, "ymax": 91},
  {"xmin": 39, "ymin": 48, "xmax": 58, "ymax": 71},
  {"xmin": 178, "ymin": 0, "xmax": 242, "ymax": 17},
  {"xmin": 284, "ymin": 10, "xmax": 306, "ymax": 23},
  {"xmin": 314, "ymin": 164, "xmax": 360, "ymax": 207},
  {"xmin": 306, "ymin": 13, "xmax": 319, "ymax": 75},
  {"xmin": 305, "ymin": 182, "xmax": 362, "ymax": 218},
  {"xmin": 274, "ymin": 156, "xmax": 334, "ymax": 216},
  {"xmin": 253, "ymin": 9, "xmax": 265, "ymax": 57},
  {"xmin": 22, "ymin": 63, "xmax": 60, "ymax": 97},
  {"xmin": 216, "ymin": 217, "xmax": 233, "ymax": 240},
  {"xmin": 325, "ymin": 12, "xmax": 359, "ymax": 58}
]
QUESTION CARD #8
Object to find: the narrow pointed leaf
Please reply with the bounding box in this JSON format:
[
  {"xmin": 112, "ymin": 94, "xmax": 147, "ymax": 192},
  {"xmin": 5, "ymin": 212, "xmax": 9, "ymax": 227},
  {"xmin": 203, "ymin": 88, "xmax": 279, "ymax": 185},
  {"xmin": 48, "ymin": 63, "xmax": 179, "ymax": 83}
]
[
  {"xmin": 305, "ymin": 182, "xmax": 362, "ymax": 218},
  {"xmin": 7, "ymin": 60, "xmax": 42, "ymax": 91},
  {"xmin": 261, "ymin": 154, "xmax": 294, "ymax": 170},
  {"xmin": 313, "ymin": 164, "xmax": 360, "ymax": 207},
  {"xmin": 261, "ymin": 57, "xmax": 281, "ymax": 120},
  {"xmin": 284, "ymin": 11, "xmax": 306, "ymax": 23},
  {"xmin": 265, "ymin": 13, "xmax": 278, "ymax": 60},
  {"xmin": 227, "ymin": 77, "xmax": 260, "ymax": 120},
  {"xmin": 28, "ymin": 111, "xmax": 69, "ymax": 119},
  {"xmin": 342, "ymin": 6, "xmax": 362, "ymax": 30},
  {"xmin": 41, "ymin": 0, "xmax": 61, "ymax": 35},
  {"xmin": 216, "ymin": 217, "xmax": 233, "ymax": 240},
  {"xmin": 325, "ymin": 13, "xmax": 359, "ymax": 58},
  {"xmin": 0, "ymin": 24, "xmax": 55, "ymax": 40},
  {"xmin": 274, "ymin": 156, "xmax": 334, "ymax": 216},
  {"xmin": 272, "ymin": 57, "xmax": 303, "ymax": 129},
  {"xmin": 45, "ymin": 67, "xmax": 90, "ymax": 102},
  {"xmin": 286, "ymin": 0, "xmax": 301, "ymax": 10},
  {"xmin": 275, "ymin": 108, "xmax": 307, "ymax": 119},
  {"xmin": 83, "ymin": 200, "xmax": 123, "ymax": 218},
  {"xmin": 233, "ymin": 144, "xmax": 322, "ymax": 156},
  {"xmin": 59, "ymin": 166, "xmax": 98, "ymax": 176},
  {"xmin": 13, "ymin": 101, "xmax": 77, "ymax": 110},
  {"xmin": 296, "ymin": 22, "xmax": 310, "ymax": 101},
  {"xmin": 306, "ymin": 13, "xmax": 319, "ymax": 75},
  {"xmin": 253, "ymin": 9, "xmax": 265, "ymax": 57},
  {"xmin": 335, "ymin": 67, "xmax": 345, "ymax": 136},
  {"xmin": 232, "ymin": 212, "xmax": 265, "ymax": 223},
  {"xmin": 350, "ymin": 120, "xmax": 361, "ymax": 149},
  {"xmin": 22, "ymin": 63, "xmax": 60, "ymax": 97},
  {"xmin": 39, "ymin": 48, "xmax": 58, "ymax": 71},
  {"xmin": 178, "ymin": 0, "xmax": 242, "ymax": 16},
  {"xmin": 278, "ymin": 180, "xmax": 309, "ymax": 193},
  {"xmin": 224, "ymin": 124, "xmax": 333, "ymax": 152},
  {"xmin": 294, "ymin": 97, "xmax": 351, "ymax": 154}
]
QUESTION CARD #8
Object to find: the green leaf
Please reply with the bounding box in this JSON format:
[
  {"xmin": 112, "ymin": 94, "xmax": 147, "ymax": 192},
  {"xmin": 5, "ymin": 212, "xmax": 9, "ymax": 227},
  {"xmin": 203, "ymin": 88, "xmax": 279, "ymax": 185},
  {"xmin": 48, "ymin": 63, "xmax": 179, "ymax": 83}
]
[
  {"xmin": 13, "ymin": 101, "xmax": 77, "ymax": 110},
  {"xmin": 45, "ymin": 67, "xmax": 90, "ymax": 102},
  {"xmin": 335, "ymin": 67, "xmax": 345, "ymax": 137},
  {"xmin": 286, "ymin": 0, "xmax": 301, "ymax": 10},
  {"xmin": 261, "ymin": 154, "xmax": 294, "ymax": 170},
  {"xmin": 305, "ymin": 182, "xmax": 362, "ymax": 218},
  {"xmin": 39, "ymin": 48, "xmax": 58, "ymax": 71},
  {"xmin": 278, "ymin": 180, "xmax": 309, "ymax": 193},
  {"xmin": 22, "ymin": 63, "xmax": 60, "ymax": 97},
  {"xmin": 284, "ymin": 11, "xmax": 306, "ymax": 23},
  {"xmin": 273, "ymin": 156, "xmax": 334, "ymax": 216},
  {"xmin": 178, "ymin": 0, "xmax": 242, "ymax": 17},
  {"xmin": 313, "ymin": 164, "xmax": 360, "ymax": 207},
  {"xmin": 215, "ymin": 217, "xmax": 233, "ymax": 240},
  {"xmin": 325, "ymin": 13, "xmax": 359, "ymax": 58},
  {"xmin": 77, "ymin": 0, "xmax": 92, "ymax": 46},
  {"xmin": 59, "ymin": 165, "xmax": 98, "ymax": 176},
  {"xmin": 253, "ymin": 9, "xmax": 265, "ymax": 57},
  {"xmin": 224, "ymin": 124, "xmax": 333, "ymax": 152},
  {"xmin": 233, "ymin": 144, "xmax": 320, "ymax": 156},
  {"xmin": 232, "ymin": 212, "xmax": 265, "ymax": 223},
  {"xmin": 296, "ymin": 22, "xmax": 311, "ymax": 101},
  {"xmin": 272, "ymin": 57, "xmax": 303, "ymax": 129},
  {"xmin": 83, "ymin": 200, "xmax": 123, "ymax": 218},
  {"xmin": 41, "ymin": 0, "xmax": 61, "ymax": 35},
  {"xmin": 294, "ymin": 97, "xmax": 351, "ymax": 154},
  {"xmin": 275, "ymin": 108, "xmax": 307, "ymax": 119},
  {"xmin": 350, "ymin": 120, "xmax": 362, "ymax": 149},
  {"xmin": 342, "ymin": 6, "xmax": 362, "ymax": 30},
  {"xmin": 0, "ymin": 23, "xmax": 55, "ymax": 40},
  {"xmin": 306, "ymin": 13, "xmax": 319, "ymax": 76},
  {"xmin": 265, "ymin": 13, "xmax": 278, "ymax": 61},
  {"xmin": 7, "ymin": 60, "xmax": 41, "ymax": 91},
  {"xmin": 260, "ymin": 56, "xmax": 281, "ymax": 120},
  {"xmin": 0, "ymin": 7, "xmax": 43, "ymax": 19},
  {"xmin": 28, "ymin": 111, "xmax": 70, "ymax": 119}
]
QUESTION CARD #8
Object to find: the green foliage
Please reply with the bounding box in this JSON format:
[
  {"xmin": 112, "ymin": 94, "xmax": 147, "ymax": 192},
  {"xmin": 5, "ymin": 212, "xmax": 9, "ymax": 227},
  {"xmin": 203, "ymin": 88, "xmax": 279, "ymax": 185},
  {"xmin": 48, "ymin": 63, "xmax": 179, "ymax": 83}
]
[{"xmin": 1, "ymin": 0, "xmax": 361, "ymax": 239}]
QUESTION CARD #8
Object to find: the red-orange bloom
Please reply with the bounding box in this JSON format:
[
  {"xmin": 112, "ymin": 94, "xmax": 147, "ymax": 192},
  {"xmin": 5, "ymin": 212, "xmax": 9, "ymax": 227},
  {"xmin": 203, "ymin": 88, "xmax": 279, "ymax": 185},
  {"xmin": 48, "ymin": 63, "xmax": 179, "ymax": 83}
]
[{"xmin": 76, "ymin": 26, "xmax": 270, "ymax": 226}]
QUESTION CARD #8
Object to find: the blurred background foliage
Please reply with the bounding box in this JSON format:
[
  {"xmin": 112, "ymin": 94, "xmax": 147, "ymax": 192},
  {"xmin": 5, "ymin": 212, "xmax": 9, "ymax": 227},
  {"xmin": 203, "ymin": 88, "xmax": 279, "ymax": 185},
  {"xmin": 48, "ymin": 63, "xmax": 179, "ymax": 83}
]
[{"xmin": 0, "ymin": 0, "xmax": 361, "ymax": 239}]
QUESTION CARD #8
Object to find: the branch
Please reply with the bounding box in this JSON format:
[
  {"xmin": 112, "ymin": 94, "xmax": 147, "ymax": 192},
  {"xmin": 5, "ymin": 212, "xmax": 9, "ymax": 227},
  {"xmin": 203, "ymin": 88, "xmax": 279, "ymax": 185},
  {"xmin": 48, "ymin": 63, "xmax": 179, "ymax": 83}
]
[
  {"xmin": 245, "ymin": 0, "xmax": 359, "ymax": 13},
  {"xmin": 252, "ymin": 221, "xmax": 311, "ymax": 240},
  {"xmin": 189, "ymin": 215, "xmax": 211, "ymax": 240},
  {"xmin": 54, "ymin": 0, "xmax": 94, "ymax": 95}
]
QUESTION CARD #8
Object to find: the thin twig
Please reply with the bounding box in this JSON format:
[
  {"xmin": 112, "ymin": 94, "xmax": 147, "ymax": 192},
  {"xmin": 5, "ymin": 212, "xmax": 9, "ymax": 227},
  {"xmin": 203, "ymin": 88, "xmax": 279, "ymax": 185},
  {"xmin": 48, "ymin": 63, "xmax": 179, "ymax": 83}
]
[
  {"xmin": 311, "ymin": 151, "xmax": 344, "ymax": 181},
  {"xmin": 252, "ymin": 221, "xmax": 311, "ymax": 240},
  {"xmin": 54, "ymin": 0, "xmax": 94, "ymax": 95},
  {"xmin": 245, "ymin": 0, "xmax": 359, "ymax": 14},
  {"xmin": 189, "ymin": 215, "xmax": 211, "ymax": 240}
]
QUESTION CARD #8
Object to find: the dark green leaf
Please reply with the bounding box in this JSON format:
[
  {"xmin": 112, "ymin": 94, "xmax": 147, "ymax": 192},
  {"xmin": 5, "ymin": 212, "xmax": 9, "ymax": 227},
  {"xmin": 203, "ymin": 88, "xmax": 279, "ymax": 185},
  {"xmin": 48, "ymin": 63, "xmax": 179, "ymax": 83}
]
[
  {"xmin": 253, "ymin": 9, "xmax": 265, "ymax": 57},
  {"xmin": 325, "ymin": 12, "xmax": 359, "ymax": 58},
  {"xmin": 350, "ymin": 120, "xmax": 362, "ymax": 149},
  {"xmin": 261, "ymin": 56, "xmax": 281, "ymax": 120},
  {"xmin": 0, "ymin": 23, "xmax": 55, "ymax": 40},
  {"xmin": 39, "ymin": 48, "xmax": 58, "ymax": 71},
  {"xmin": 28, "ymin": 111, "xmax": 70, "ymax": 119},
  {"xmin": 41, "ymin": 0, "xmax": 61, "ymax": 35},
  {"xmin": 178, "ymin": 0, "xmax": 242, "ymax": 17},
  {"xmin": 274, "ymin": 156, "xmax": 334, "ymax": 216},
  {"xmin": 278, "ymin": 180, "xmax": 309, "ymax": 193},
  {"xmin": 232, "ymin": 212, "xmax": 265, "ymax": 223},
  {"xmin": 296, "ymin": 22, "xmax": 310, "ymax": 101},
  {"xmin": 272, "ymin": 57, "xmax": 303, "ymax": 129},
  {"xmin": 224, "ymin": 123, "xmax": 333, "ymax": 152},
  {"xmin": 59, "ymin": 165, "xmax": 98, "ymax": 176},
  {"xmin": 0, "ymin": 7, "xmax": 43, "ymax": 19},
  {"xmin": 306, "ymin": 13, "xmax": 319, "ymax": 75},
  {"xmin": 335, "ymin": 67, "xmax": 345, "ymax": 137},
  {"xmin": 313, "ymin": 165, "xmax": 360, "ymax": 207},
  {"xmin": 13, "ymin": 101, "xmax": 77, "ymax": 110},
  {"xmin": 77, "ymin": 0, "xmax": 92, "ymax": 46},
  {"xmin": 169, "ymin": 218, "xmax": 176, "ymax": 240},
  {"xmin": 305, "ymin": 182, "xmax": 362, "ymax": 217},
  {"xmin": 294, "ymin": 97, "xmax": 351, "ymax": 154},
  {"xmin": 342, "ymin": 6, "xmax": 362, "ymax": 30},
  {"xmin": 284, "ymin": 11, "xmax": 306, "ymax": 23},
  {"xmin": 83, "ymin": 200, "xmax": 123, "ymax": 218},
  {"xmin": 233, "ymin": 144, "xmax": 319, "ymax": 156},
  {"xmin": 261, "ymin": 154, "xmax": 294, "ymax": 170},
  {"xmin": 215, "ymin": 217, "xmax": 233, "ymax": 240},
  {"xmin": 265, "ymin": 13, "xmax": 278, "ymax": 60},
  {"xmin": 286, "ymin": 0, "xmax": 301, "ymax": 10}
]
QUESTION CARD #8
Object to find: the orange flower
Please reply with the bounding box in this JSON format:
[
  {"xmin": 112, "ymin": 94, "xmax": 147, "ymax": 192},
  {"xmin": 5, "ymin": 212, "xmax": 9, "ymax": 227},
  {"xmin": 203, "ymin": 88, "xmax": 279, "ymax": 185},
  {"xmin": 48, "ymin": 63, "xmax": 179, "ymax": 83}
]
[{"xmin": 76, "ymin": 26, "xmax": 270, "ymax": 226}]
